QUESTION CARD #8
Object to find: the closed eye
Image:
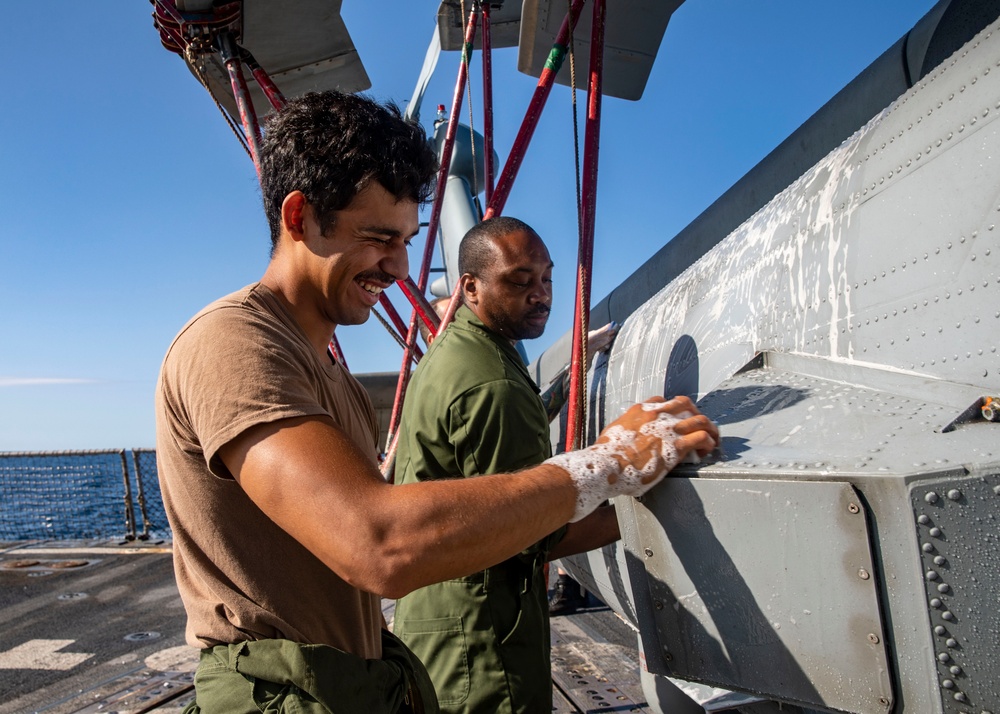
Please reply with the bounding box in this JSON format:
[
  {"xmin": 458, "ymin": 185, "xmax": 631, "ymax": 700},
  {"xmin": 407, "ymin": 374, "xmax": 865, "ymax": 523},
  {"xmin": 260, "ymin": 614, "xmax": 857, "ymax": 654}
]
[{"xmin": 368, "ymin": 235, "xmax": 413, "ymax": 248}]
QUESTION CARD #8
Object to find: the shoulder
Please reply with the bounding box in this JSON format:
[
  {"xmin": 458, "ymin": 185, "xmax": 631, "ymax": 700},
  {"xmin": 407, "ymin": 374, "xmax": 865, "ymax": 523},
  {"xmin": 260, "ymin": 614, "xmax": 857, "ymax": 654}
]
[
  {"xmin": 419, "ymin": 320, "xmax": 514, "ymax": 384},
  {"xmin": 159, "ymin": 283, "xmax": 321, "ymax": 416},
  {"xmin": 165, "ymin": 284, "xmax": 305, "ymax": 367},
  {"xmin": 449, "ymin": 374, "xmax": 541, "ymax": 417}
]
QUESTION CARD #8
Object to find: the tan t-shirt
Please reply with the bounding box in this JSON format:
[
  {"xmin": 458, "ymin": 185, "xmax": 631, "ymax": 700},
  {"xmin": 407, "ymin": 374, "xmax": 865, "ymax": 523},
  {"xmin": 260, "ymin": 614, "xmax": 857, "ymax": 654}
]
[{"xmin": 155, "ymin": 283, "xmax": 382, "ymax": 658}]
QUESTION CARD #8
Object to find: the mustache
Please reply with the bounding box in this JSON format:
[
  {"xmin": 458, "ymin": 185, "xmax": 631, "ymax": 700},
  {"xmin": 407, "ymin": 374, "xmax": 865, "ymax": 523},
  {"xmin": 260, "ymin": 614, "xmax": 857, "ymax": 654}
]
[
  {"xmin": 356, "ymin": 270, "xmax": 397, "ymax": 285},
  {"xmin": 529, "ymin": 304, "xmax": 551, "ymax": 317}
]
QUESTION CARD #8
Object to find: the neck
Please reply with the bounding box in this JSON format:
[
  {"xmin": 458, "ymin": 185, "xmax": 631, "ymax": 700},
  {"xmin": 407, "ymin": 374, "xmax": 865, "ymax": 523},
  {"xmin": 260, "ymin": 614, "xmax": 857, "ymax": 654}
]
[
  {"xmin": 261, "ymin": 264, "xmax": 336, "ymax": 358},
  {"xmin": 468, "ymin": 306, "xmax": 517, "ymax": 346}
]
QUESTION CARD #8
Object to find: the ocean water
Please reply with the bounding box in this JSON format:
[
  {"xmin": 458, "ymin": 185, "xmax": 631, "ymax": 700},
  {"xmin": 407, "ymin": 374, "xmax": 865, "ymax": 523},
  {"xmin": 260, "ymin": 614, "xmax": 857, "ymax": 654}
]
[{"xmin": 0, "ymin": 449, "xmax": 170, "ymax": 541}]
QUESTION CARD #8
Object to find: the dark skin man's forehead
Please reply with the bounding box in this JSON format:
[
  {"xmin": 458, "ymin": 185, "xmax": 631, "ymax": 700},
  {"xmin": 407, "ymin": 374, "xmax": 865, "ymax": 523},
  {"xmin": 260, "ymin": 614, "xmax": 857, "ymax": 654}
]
[{"xmin": 486, "ymin": 230, "xmax": 552, "ymax": 277}]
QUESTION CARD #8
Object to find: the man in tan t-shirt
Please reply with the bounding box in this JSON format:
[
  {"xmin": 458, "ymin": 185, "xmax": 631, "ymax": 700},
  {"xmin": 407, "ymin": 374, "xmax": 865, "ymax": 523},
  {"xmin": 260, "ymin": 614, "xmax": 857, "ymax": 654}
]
[{"xmin": 155, "ymin": 90, "xmax": 719, "ymax": 713}]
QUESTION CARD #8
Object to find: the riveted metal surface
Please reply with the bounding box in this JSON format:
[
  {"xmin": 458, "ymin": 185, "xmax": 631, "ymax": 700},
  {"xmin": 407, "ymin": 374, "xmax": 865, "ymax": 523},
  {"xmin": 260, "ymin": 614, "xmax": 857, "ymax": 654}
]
[
  {"xmin": 629, "ymin": 478, "xmax": 891, "ymax": 713},
  {"xmin": 912, "ymin": 474, "xmax": 1000, "ymax": 713},
  {"xmin": 564, "ymin": 14, "xmax": 1000, "ymax": 714},
  {"xmin": 607, "ymin": 354, "xmax": 999, "ymax": 713},
  {"xmin": 64, "ymin": 670, "xmax": 195, "ymax": 713},
  {"xmin": 550, "ymin": 615, "xmax": 652, "ymax": 712},
  {"xmin": 572, "ymin": 18, "xmax": 1000, "ymax": 714},
  {"xmin": 603, "ymin": 20, "xmax": 1000, "ymax": 419},
  {"xmin": 687, "ymin": 354, "xmax": 997, "ymax": 476}
]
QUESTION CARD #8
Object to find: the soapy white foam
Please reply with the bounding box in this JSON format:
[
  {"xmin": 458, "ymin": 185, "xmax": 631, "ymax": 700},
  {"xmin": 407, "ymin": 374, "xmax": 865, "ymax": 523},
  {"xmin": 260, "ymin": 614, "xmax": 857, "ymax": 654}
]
[{"xmin": 546, "ymin": 412, "xmax": 684, "ymax": 522}]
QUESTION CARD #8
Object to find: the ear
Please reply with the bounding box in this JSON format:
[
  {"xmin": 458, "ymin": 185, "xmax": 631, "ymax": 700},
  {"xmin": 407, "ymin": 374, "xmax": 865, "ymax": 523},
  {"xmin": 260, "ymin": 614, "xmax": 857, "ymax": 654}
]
[
  {"xmin": 460, "ymin": 273, "xmax": 479, "ymax": 306},
  {"xmin": 280, "ymin": 191, "xmax": 308, "ymax": 241}
]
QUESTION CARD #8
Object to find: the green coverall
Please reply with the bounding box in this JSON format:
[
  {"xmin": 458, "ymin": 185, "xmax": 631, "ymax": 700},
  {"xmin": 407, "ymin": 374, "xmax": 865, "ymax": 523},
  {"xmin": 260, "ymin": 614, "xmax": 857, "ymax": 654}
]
[{"xmin": 392, "ymin": 306, "xmax": 564, "ymax": 714}]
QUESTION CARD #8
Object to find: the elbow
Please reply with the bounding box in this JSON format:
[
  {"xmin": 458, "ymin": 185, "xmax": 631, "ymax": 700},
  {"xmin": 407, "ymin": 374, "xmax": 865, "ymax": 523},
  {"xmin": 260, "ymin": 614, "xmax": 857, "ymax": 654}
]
[
  {"xmin": 321, "ymin": 494, "xmax": 437, "ymax": 598},
  {"xmin": 372, "ymin": 542, "xmax": 429, "ymax": 598},
  {"xmin": 350, "ymin": 553, "xmax": 423, "ymax": 600},
  {"xmin": 330, "ymin": 533, "xmax": 425, "ymax": 599},
  {"xmin": 376, "ymin": 575, "xmax": 418, "ymax": 600}
]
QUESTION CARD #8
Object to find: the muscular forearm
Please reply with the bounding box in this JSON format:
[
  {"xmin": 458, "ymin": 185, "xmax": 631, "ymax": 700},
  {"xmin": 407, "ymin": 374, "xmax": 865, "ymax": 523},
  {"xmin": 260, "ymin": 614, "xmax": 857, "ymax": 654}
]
[
  {"xmin": 227, "ymin": 398, "xmax": 717, "ymax": 601},
  {"xmin": 353, "ymin": 464, "xmax": 578, "ymax": 597},
  {"xmin": 546, "ymin": 505, "xmax": 619, "ymax": 561},
  {"xmin": 226, "ymin": 416, "xmax": 579, "ymax": 599}
]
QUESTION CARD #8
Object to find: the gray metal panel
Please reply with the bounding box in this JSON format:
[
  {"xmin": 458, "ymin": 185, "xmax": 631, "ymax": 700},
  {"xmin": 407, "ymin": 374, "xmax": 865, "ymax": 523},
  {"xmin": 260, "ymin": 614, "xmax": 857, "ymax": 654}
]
[
  {"xmin": 628, "ymin": 477, "xmax": 892, "ymax": 714},
  {"xmin": 602, "ymin": 15, "xmax": 1000, "ymax": 422},
  {"xmin": 690, "ymin": 354, "xmax": 998, "ymax": 476},
  {"xmin": 434, "ymin": 175, "xmax": 480, "ymax": 296},
  {"xmin": 432, "ymin": 121, "xmax": 497, "ymax": 196},
  {"xmin": 544, "ymin": 7, "xmax": 1000, "ymax": 713},
  {"xmin": 609, "ymin": 354, "xmax": 1000, "ymax": 712},
  {"xmin": 910, "ymin": 474, "xmax": 1000, "ymax": 712},
  {"xmin": 354, "ymin": 371, "xmax": 398, "ymax": 452},
  {"xmin": 437, "ymin": 0, "xmax": 524, "ymax": 51},
  {"xmin": 529, "ymin": 0, "xmax": 1000, "ymax": 390},
  {"xmin": 185, "ymin": 0, "xmax": 370, "ymax": 122},
  {"xmin": 517, "ymin": 0, "xmax": 684, "ymax": 101},
  {"xmin": 429, "ymin": 120, "xmax": 499, "ymax": 296}
]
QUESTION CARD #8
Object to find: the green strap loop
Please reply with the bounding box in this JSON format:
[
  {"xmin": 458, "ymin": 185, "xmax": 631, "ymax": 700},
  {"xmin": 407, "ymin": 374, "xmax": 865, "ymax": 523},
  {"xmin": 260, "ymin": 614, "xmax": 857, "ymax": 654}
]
[{"xmin": 544, "ymin": 44, "xmax": 567, "ymax": 73}]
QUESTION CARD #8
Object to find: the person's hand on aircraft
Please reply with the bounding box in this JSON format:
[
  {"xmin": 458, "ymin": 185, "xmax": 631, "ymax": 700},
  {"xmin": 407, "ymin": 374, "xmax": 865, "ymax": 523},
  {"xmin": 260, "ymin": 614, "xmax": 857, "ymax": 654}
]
[{"xmin": 545, "ymin": 396, "xmax": 718, "ymax": 522}]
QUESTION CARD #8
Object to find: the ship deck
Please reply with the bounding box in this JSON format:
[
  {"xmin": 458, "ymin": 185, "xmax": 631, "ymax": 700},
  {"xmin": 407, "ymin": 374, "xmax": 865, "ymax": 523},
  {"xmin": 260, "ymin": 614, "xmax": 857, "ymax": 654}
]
[{"xmin": 0, "ymin": 540, "xmax": 650, "ymax": 713}]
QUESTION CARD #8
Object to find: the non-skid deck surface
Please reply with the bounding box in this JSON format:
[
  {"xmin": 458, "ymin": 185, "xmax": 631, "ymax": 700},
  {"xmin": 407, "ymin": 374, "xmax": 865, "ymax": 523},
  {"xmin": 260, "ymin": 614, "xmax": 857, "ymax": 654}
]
[{"xmin": 1, "ymin": 543, "xmax": 649, "ymax": 714}]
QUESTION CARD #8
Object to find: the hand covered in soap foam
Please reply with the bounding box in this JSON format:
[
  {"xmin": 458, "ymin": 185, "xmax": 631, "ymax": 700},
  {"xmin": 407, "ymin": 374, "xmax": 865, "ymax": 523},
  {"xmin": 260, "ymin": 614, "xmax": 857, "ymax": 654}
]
[{"xmin": 545, "ymin": 396, "xmax": 719, "ymax": 522}]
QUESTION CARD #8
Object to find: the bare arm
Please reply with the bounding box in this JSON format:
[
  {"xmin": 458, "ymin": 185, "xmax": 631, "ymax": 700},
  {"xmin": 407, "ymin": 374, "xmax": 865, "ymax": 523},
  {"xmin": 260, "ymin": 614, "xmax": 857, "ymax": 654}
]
[
  {"xmin": 220, "ymin": 415, "xmax": 576, "ymax": 599},
  {"xmin": 546, "ymin": 505, "xmax": 619, "ymax": 561},
  {"xmin": 219, "ymin": 396, "xmax": 717, "ymax": 599}
]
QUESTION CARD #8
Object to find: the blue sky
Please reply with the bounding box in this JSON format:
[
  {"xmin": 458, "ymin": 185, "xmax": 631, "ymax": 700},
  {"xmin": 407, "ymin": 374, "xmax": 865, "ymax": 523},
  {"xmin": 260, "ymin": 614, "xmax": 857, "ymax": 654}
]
[{"xmin": 0, "ymin": 1, "xmax": 937, "ymax": 450}]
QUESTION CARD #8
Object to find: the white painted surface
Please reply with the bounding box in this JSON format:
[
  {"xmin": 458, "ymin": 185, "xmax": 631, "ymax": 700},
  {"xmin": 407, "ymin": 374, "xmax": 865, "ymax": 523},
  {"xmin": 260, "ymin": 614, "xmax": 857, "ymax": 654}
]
[{"xmin": 0, "ymin": 639, "xmax": 92, "ymax": 671}]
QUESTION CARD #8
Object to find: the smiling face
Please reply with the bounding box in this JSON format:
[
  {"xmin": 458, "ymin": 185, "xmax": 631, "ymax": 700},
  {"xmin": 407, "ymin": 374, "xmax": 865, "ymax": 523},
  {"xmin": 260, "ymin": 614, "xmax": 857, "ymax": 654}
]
[
  {"xmin": 266, "ymin": 183, "xmax": 420, "ymax": 353},
  {"xmin": 310, "ymin": 183, "xmax": 419, "ymax": 327},
  {"xmin": 462, "ymin": 228, "xmax": 553, "ymax": 342}
]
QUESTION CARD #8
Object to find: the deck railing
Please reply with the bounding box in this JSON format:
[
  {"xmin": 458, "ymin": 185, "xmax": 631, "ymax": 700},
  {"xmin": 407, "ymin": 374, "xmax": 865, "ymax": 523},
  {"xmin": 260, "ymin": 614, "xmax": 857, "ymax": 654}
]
[{"xmin": 0, "ymin": 449, "xmax": 169, "ymax": 541}]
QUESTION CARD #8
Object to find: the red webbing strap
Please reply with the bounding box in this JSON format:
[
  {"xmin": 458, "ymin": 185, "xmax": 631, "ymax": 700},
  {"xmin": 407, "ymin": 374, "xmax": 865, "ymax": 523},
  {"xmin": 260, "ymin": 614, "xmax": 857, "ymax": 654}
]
[
  {"xmin": 482, "ymin": 0, "xmax": 586, "ymax": 220},
  {"xmin": 218, "ymin": 32, "xmax": 262, "ymax": 172},
  {"xmin": 565, "ymin": 0, "xmax": 605, "ymax": 451},
  {"xmin": 398, "ymin": 277, "xmax": 442, "ymax": 339},
  {"xmin": 382, "ymin": 8, "xmax": 481, "ymax": 478},
  {"xmin": 481, "ymin": 4, "xmax": 496, "ymax": 205},
  {"xmin": 379, "ymin": 279, "xmax": 463, "ymax": 479},
  {"xmin": 328, "ymin": 334, "xmax": 348, "ymax": 371}
]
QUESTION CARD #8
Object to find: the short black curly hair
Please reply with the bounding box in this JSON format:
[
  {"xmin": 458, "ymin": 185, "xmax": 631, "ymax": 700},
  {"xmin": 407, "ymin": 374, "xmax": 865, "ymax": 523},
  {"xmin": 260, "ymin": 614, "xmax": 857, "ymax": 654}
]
[
  {"xmin": 258, "ymin": 91, "xmax": 438, "ymax": 252},
  {"xmin": 458, "ymin": 216, "xmax": 538, "ymax": 277}
]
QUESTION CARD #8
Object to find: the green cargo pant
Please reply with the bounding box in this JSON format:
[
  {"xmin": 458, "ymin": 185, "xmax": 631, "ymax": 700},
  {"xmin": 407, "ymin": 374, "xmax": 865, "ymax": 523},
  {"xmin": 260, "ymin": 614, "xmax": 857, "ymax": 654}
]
[
  {"xmin": 393, "ymin": 557, "xmax": 550, "ymax": 714},
  {"xmin": 183, "ymin": 629, "xmax": 438, "ymax": 714}
]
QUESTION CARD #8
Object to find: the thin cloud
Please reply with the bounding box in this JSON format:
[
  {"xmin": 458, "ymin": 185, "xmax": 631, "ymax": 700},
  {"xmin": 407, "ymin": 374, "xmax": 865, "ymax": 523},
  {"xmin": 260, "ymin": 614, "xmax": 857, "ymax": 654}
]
[{"xmin": 0, "ymin": 378, "xmax": 99, "ymax": 387}]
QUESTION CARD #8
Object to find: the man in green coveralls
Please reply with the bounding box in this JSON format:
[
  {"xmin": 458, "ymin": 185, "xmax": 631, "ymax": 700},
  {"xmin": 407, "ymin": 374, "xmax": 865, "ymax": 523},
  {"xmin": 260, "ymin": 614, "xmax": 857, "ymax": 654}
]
[
  {"xmin": 392, "ymin": 217, "xmax": 623, "ymax": 713},
  {"xmin": 156, "ymin": 91, "xmax": 720, "ymax": 714}
]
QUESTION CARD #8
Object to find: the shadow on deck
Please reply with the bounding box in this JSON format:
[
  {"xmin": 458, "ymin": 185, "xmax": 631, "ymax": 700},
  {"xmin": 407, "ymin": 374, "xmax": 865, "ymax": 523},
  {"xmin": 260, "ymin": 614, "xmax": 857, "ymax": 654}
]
[{"xmin": 1, "ymin": 541, "xmax": 649, "ymax": 714}]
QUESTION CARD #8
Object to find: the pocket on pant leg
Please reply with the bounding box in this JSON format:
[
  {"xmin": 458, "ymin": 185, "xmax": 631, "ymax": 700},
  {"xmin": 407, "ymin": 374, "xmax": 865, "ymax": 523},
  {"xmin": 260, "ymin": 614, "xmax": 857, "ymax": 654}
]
[
  {"xmin": 190, "ymin": 655, "xmax": 260, "ymax": 714},
  {"xmin": 396, "ymin": 616, "xmax": 469, "ymax": 707}
]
